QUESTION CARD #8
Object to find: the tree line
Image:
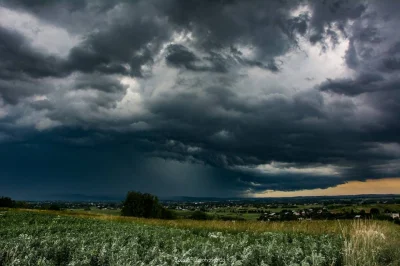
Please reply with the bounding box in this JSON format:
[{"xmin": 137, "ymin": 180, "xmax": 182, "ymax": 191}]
[{"xmin": 0, "ymin": 196, "xmax": 29, "ymax": 208}]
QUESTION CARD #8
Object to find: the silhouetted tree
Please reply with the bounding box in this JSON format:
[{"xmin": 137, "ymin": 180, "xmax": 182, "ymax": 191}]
[
  {"xmin": 121, "ymin": 191, "xmax": 174, "ymax": 219},
  {"xmin": 0, "ymin": 197, "xmax": 13, "ymax": 208},
  {"xmin": 48, "ymin": 204, "xmax": 61, "ymax": 211},
  {"xmin": 370, "ymin": 208, "xmax": 380, "ymax": 216}
]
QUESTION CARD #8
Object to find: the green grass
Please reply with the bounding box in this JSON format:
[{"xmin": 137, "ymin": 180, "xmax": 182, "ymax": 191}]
[
  {"xmin": 172, "ymin": 210, "xmax": 260, "ymax": 221},
  {"xmin": 67, "ymin": 207, "xmax": 121, "ymax": 216},
  {"xmin": 172, "ymin": 209, "xmax": 195, "ymax": 219},
  {"xmin": 207, "ymin": 211, "xmax": 261, "ymax": 221},
  {"xmin": 0, "ymin": 210, "xmax": 343, "ymax": 266},
  {"xmin": 1, "ymin": 209, "xmax": 399, "ymax": 265}
]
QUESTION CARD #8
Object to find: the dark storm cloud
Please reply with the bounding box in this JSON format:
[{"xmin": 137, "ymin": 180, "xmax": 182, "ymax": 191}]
[
  {"xmin": 0, "ymin": 0, "xmax": 111, "ymax": 34},
  {"xmin": 165, "ymin": 44, "xmax": 199, "ymax": 70},
  {"xmin": 317, "ymin": 73, "xmax": 386, "ymax": 96},
  {"xmin": 1, "ymin": 0, "xmax": 171, "ymax": 77},
  {"xmin": 29, "ymin": 99, "xmax": 54, "ymax": 111},
  {"xmin": 0, "ymin": 0, "xmax": 87, "ymax": 11},
  {"xmin": 0, "ymin": 78, "xmax": 51, "ymax": 105},
  {"xmin": 1, "ymin": 0, "xmax": 400, "ymax": 198},
  {"xmin": 65, "ymin": 16, "xmax": 170, "ymax": 77},
  {"xmin": 0, "ymin": 129, "xmax": 249, "ymax": 198},
  {"xmin": 165, "ymin": 44, "xmax": 232, "ymax": 73},
  {"xmin": 237, "ymin": 173, "xmax": 345, "ymax": 192},
  {"xmin": 308, "ymin": 1, "xmax": 400, "ymax": 187},
  {"xmin": 0, "ymin": 26, "xmax": 65, "ymax": 81},
  {"xmin": 165, "ymin": 44, "xmax": 282, "ymax": 73},
  {"xmin": 162, "ymin": 0, "xmax": 307, "ymax": 57},
  {"xmin": 307, "ymin": 0, "xmax": 366, "ymax": 47},
  {"xmin": 74, "ymin": 74, "xmax": 127, "ymax": 93},
  {"xmin": 146, "ymin": 83, "xmax": 396, "ymax": 186},
  {"xmin": 314, "ymin": 0, "xmax": 400, "ymax": 172}
]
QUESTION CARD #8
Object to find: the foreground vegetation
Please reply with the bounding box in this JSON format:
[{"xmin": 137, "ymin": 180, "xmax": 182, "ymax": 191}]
[{"xmin": 1, "ymin": 209, "xmax": 400, "ymax": 265}]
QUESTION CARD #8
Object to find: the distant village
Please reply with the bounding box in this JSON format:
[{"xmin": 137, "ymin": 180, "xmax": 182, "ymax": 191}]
[
  {"xmin": 2, "ymin": 194, "xmax": 399, "ymax": 224},
  {"xmin": 163, "ymin": 196, "xmax": 400, "ymax": 223}
]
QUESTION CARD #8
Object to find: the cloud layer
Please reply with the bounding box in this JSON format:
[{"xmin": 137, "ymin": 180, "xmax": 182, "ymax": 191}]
[{"xmin": 1, "ymin": 0, "xmax": 399, "ymax": 198}]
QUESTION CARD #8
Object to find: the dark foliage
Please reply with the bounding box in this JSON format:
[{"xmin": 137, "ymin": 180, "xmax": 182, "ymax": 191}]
[
  {"xmin": 0, "ymin": 197, "xmax": 13, "ymax": 208},
  {"xmin": 48, "ymin": 204, "xmax": 61, "ymax": 211},
  {"xmin": 13, "ymin": 201, "xmax": 29, "ymax": 208},
  {"xmin": 370, "ymin": 208, "xmax": 380, "ymax": 216},
  {"xmin": 0, "ymin": 196, "xmax": 30, "ymax": 209},
  {"xmin": 189, "ymin": 210, "xmax": 209, "ymax": 220},
  {"xmin": 121, "ymin": 191, "xmax": 174, "ymax": 219}
]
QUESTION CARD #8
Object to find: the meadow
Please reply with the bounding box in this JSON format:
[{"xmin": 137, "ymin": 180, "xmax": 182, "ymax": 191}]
[{"xmin": 1, "ymin": 209, "xmax": 399, "ymax": 266}]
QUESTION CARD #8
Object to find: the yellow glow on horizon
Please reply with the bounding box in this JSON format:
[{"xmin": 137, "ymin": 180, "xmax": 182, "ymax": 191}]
[{"xmin": 252, "ymin": 177, "xmax": 400, "ymax": 198}]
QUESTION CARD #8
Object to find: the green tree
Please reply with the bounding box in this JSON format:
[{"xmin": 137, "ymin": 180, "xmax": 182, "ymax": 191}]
[
  {"xmin": 121, "ymin": 191, "xmax": 174, "ymax": 219},
  {"xmin": 0, "ymin": 196, "xmax": 13, "ymax": 207},
  {"xmin": 48, "ymin": 204, "xmax": 61, "ymax": 211},
  {"xmin": 370, "ymin": 208, "xmax": 380, "ymax": 216}
]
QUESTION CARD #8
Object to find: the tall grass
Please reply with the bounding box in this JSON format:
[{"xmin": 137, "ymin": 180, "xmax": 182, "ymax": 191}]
[{"xmin": 340, "ymin": 219, "xmax": 400, "ymax": 266}]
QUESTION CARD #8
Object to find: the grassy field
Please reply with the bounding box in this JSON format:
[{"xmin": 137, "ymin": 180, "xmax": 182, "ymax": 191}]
[
  {"xmin": 66, "ymin": 208, "xmax": 121, "ymax": 216},
  {"xmin": 1, "ymin": 209, "xmax": 399, "ymax": 265}
]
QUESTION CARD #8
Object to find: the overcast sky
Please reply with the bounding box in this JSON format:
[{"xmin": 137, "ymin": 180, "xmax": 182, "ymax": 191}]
[{"xmin": 1, "ymin": 0, "xmax": 400, "ymax": 200}]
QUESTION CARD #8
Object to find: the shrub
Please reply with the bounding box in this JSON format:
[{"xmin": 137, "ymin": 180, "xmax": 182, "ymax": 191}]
[
  {"xmin": 189, "ymin": 210, "xmax": 209, "ymax": 220},
  {"xmin": 370, "ymin": 208, "xmax": 380, "ymax": 216},
  {"xmin": 160, "ymin": 207, "xmax": 175, "ymax": 219},
  {"xmin": 0, "ymin": 197, "xmax": 13, "ymax": 208},
  {"xmin": 48, "ymin": 204, "xmax": 61, "ymax": 211},
  {"xmin": 121, "ymin": 191, "xmax": 173, "ymax": 219}
]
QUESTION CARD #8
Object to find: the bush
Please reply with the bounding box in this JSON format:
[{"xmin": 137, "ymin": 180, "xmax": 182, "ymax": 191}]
[
  {"xmin": 121, "ymin": 191, "xmax": 174, "ymax": 219},
  {"xmin": 0, "ymin": 197, "xmax": 29, "ymax": 209},
  {"xmin": 189, "ymin": 211, "xmax": 209, "ymax": 220},
  {"xmin": 0, "ymin": 197, "xmax": 13, "ymax": 208},
  {"xmin": 160, "ymin": 208, "xmax": 175, "ymax": 219},
  {"xmin": 48, "ymin": 204, "xmax": 61, "ymax": 211},
  {"xmin": 370, "ymin": 208, "xmax": 380, "ymax": 216}
]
